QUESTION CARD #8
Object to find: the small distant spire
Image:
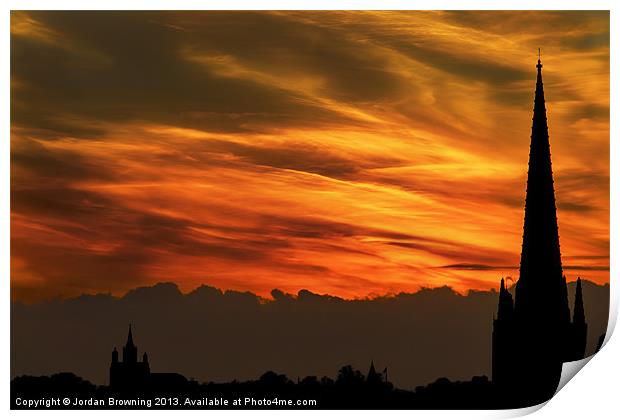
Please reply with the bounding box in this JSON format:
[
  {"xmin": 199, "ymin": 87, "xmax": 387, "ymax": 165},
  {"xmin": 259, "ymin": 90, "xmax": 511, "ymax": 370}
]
[
  {"xmin": 126, "ymin": 323, "xmax": 135, "ymax": 347},
  {"xmin": 367, "ymin": 360, "xmax": 381, "ymax": 384},
  {"xmin": 500, "ymin": 277, "xmax": 505, "ymax": 291},
  {"xmin": 367, "ymin": 360, "xmax": 377, "ymax": 378}
]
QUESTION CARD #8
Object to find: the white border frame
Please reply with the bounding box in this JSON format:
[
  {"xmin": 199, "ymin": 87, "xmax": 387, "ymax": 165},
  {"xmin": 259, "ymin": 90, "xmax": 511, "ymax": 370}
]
[{"xmin": 2, "ymin": 2, "xmax": 617, "ymax": 419}]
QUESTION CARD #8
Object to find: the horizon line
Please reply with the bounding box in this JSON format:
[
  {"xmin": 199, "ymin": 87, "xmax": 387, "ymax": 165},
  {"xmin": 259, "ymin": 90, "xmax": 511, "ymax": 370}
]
[{"xmin": 11, "ymin": 277, "xmax": 609, "ymax": 306}]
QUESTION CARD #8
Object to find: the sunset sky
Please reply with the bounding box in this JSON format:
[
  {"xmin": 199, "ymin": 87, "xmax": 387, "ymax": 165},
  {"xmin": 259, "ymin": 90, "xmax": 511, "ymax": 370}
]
[{"xmin": 11, "ymin": 11, "xmax": 609, "ymax": 303}]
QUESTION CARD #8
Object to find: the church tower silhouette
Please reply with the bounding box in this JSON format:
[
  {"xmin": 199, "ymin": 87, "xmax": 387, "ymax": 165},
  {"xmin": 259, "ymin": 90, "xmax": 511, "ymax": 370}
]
[
  {"xmin": 109, "ymin": 324, "xmax": 151, "ymax": 389},
  {"xmin": 492, "ymin": 56, "xmax": 587, "ymax": 406}
]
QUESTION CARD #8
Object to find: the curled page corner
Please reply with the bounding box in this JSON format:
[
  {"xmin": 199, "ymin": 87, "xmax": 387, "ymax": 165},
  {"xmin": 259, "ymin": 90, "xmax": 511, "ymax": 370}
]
[
  {"xmin": 502, "ymin": 358, "xmax": 597, "ymax": 420},
  {"xmin": 554, "ymin": 315, "xmax": 617, "ymax": 396},
  {"xmin": 555, "ymin": 355, "xmax": 595, "ymax": 395}
]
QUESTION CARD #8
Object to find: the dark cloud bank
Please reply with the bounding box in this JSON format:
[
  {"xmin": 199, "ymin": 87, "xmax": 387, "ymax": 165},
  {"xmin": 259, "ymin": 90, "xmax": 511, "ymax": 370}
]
[{"xmin": 11, "ymin": 280, "xmax": 608, "ymax": 389}]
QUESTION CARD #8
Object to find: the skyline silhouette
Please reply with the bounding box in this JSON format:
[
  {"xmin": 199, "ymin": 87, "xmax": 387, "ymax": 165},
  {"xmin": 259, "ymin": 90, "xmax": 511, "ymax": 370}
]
[
  {"xmin": 11, "ymin": 279, "xmax": 608, "ymax": 392},
  {"xmin": 11, "ymin": 307, "xmax": 608, "ymax": 409}
]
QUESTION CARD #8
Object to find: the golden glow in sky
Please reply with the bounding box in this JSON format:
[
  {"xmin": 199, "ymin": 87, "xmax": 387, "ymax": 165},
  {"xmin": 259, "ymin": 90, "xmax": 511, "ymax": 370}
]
[{"xmin": 11, "ymin": 11, "xmax": 609, "ymax": 302}]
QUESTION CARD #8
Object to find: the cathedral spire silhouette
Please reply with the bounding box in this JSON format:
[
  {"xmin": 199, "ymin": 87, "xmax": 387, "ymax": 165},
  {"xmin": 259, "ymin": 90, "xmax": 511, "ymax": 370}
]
[
  {"xmin": 514, "ymin": 54, "xmax": 570, "ymax": 330},
  {"xmin": 516, "ymin": 56, "xmax": 567, "ymax": 306},
  {"xmin": 492, "ymin": 55, "xmax": 587, "ymax": 406}
]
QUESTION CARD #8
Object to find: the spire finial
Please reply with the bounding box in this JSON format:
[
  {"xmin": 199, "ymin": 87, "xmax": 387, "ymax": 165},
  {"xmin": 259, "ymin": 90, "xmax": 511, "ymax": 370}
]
[{"xmin": 537, "ymin": 48, "xmax": 543, "ymax": 70}]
